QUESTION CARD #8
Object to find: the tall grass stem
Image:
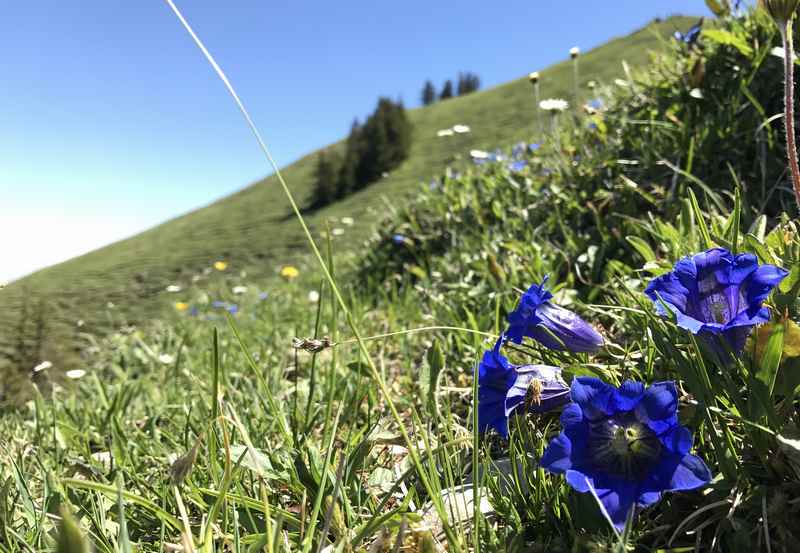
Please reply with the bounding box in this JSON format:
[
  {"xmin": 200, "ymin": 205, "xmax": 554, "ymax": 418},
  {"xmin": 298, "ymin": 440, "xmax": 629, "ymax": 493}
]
[{"xmin": 162, "ymin": 1, "xmax": 460, "ymax": 546}]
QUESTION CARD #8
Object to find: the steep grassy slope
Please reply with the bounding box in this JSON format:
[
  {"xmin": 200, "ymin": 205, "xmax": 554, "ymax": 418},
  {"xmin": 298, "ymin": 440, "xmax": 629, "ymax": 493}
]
[{"xmin": 0, "ymin": 16, "xmax": 695, "ymax": 373}]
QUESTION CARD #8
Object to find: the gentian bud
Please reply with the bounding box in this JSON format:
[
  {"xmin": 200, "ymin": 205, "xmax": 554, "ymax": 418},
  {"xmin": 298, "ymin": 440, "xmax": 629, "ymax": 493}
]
[{"xmin": 507, "ymin": 278, "xmax": 604, "ymax": 353}]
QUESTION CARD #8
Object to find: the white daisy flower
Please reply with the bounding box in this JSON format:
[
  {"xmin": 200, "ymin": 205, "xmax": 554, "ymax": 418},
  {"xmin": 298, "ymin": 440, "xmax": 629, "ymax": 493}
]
[
  {"xmin": 232, "ymin": 285, "xmax": 248, "ymax": 295},
  {"xmin": 331, "ymin": 227, "xmax": 345, "ymax": 236},
  {"xmin": 65, "ymin": 369, "xmax": 86, "ymax": 380},
  {"xmin": 158, "ymin": 353, "xmax": 175, "ymax": 365},
  {"xmin": 166, "ymin": 284, "xmax": 182, "ymax": 293},
  {"xmin": 436, "ymin": 129, "xmax": 455, "ymax": 137},
  {"xmin": 539, "ymin": 98, "xmax": 569, "ymax": 112},
  {"xmin": 341, "ymin": 216, "xmax": 354, "ymax": 226},
  {"xmin": 570, "ymin": 46, "xmax": 580, "ymax": 58},
  {"xmin": 308, "ymin": 290, "xmax": 320, "ymax": 303},
  {"xmin": 33, "ymin": 360, "xmax": 52, "ymax": 373},
  {"xmin": 452, "ymin": 124, "xmax": 471, "ymax": 133},
  {"xmin": 470, "ymin": 149, "xmax": 490, "ymax": 159}
]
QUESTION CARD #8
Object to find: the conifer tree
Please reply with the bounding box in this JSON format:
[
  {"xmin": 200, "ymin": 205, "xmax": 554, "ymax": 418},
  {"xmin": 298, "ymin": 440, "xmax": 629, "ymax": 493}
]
[
  {"xmin": 440, "ymin": 80, "xmax": 454, "ymax": 100},
  {"xmin": 355, "ymin": 98, "xmax": 412, "ymax": 188},
  {"xmin": 337, "ymin": 119, "xmax": 362, "ymax": 197},
  {"xmin": 457, "ymin": 72, "xmax": 481, "ymax": 95},
  {"xmin": 421, "ymin": 80, "xmax": 436, "ymax": 105},
  {"xmin": 310, "ymin": 150, "xmax": 340, "ymax": 208}
]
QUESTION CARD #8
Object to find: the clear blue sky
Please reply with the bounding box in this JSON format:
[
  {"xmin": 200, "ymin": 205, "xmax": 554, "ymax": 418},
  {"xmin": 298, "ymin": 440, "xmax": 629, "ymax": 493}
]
[{"xmin": 0, "ymin": 0, "xmax": 715, "ymax": 282}]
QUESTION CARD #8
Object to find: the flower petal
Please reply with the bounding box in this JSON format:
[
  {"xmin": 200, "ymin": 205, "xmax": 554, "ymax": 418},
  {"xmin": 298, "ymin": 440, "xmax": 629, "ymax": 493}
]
[
  {"xmin": 507, "ymin": 280, "xmax": 552, "ymax": 344},
  {"xmin": 560, "ymin": 402, "xmax": 584, "ymax": 428},
  {"xmin": 635, "ymin": 381, "xmax": 678, "ymax": 433},
  {"xmin": 666, "ymin": 454, "xmax": 712, "ymax": 491},
  {"xmin": 742, "ymin": 262, "xmax": 789, "ymax": 306},
  {"xmin": 540, "ymin": 432, "xmax": 573, "ymax": 473},
  {"xmin": 611, "ymin": 380, "xmax": 644, "ymax": 412},
  {"xmin": 571, "ymin": 377, "xmax": 614, "ymax": 420},
  {"xmin": 534, "ymin": 303, "xmax": 605, "ymax": 352},
  {"xmin": 565, "ymin": 469, "xmax": 591, "ymax": 492},
  {"xmin": 585, "ymin": 476, "xmax": 638, "ymax": 532},
  {"xmin": 660, "ymin": 425, "xmax": 693, "ymax": 455}
]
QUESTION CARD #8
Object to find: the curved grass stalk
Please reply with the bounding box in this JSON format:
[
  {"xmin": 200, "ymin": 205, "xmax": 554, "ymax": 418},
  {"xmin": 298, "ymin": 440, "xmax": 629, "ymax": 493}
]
[
  {"xmin": 334, "ymin": 325, "xmax": 496, "ymax": 347},
  {"xmin": 161, "ymin": 1, "xmax": 461, "ymax": 547}
]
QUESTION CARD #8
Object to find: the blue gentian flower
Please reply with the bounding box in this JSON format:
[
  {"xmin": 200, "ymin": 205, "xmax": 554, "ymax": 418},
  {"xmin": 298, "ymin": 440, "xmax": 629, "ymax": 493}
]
[
  {"xmin": 227, "ymin": 304, "xmax": 239, "ymax": 314},
  {"xmin": 478, "ymin": 337, "xmax": 570, "ymax": 437},
  {"xmin": 673, "ymin": 18, "xmax": 704, "ymax": 46},
  {"xmin": 511, "ymin": 142, "xmax": 527, "ymax": 159},
  {"xmin": 588, "ymin": 98, "xmax": 604, "ymax": 111},
  {"xmin": 645, "ymin": 248, "xmax": 788, "ymax": 360},
  {"xmin": 392, "ymin": 234, "xmax": 407, "ymax": 245},
  {"xmin": 258, "ymin": 291, "xmax": 269, "ymax": 301},
  {"xmin": 507, "ymin": 278, "xmax": 604, "ymax": 352},
  {"xmin": 529, "ymin": 143, "xmax": 541, "ymax": 153},
  {"xmin": 541, "ymin": 377, "xmax": 712, "ymax": 531},
  {"xmin": 211, "ymin": 300, "xmax": 228, "ymax": 309},
  {"xmin": 189, "ymin": 306, "xmax": 199, "ymax": 317},
  {"xmin": 508, "ymin": 160, "xmax": 528, "ymax": 173}
]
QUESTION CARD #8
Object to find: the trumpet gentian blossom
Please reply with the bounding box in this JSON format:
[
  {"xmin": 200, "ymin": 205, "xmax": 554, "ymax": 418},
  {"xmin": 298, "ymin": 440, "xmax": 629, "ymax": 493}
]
[
  {"xmin": 645, "ymin": 248, "xmax": 787, "ymax": 360},
  {"xmin": 541, "ymin": 377, "xmax": 712, "ymax": 531},
  {"xmin": 478, "ymin": 337, "xmax": 570, "ymax": 437}
]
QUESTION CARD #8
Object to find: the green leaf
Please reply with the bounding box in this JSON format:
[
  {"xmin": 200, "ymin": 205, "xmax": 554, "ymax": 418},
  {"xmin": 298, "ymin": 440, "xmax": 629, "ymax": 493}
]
[
  {"xmin": 116, "ymin": 476, "xmax": 133, "ymax": 553},
  {"xmin": 625, "ymin": 236, "xmax": 656, "ymax": 262},
  {"xmin": 230, "ymin": 444, "xmax": 281, "ymax": 480},
  {"xmin": 779, "ymin": 263, "xmax": 800, "ymax": 294},
  {"xmin": 748, "ymin": 215, "xmax": 768, "ymax": 242},
  {"xmin": 426, "ymin": 341, "xmax": 445, "ymax": 414},
  {"xmin": 687, "ymin": 189, "xmax": 713, "ymax": 249},
  {"xmin": 702, "ymin": 29, "xmax": 752, "ymax": 57},
  {"xmin": 758, "ymin": 320, "xmax": 785, "ymax": 396},
  {"xmin": 56, "ymin": 507, "xmax": 91, "ymax": 553}
]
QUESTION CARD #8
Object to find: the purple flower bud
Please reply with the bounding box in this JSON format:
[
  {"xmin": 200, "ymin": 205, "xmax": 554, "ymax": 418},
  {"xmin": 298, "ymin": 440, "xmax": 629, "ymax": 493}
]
[{"xmin": 507, "ymin": 278, "xmax": 604, "ymax": 353}]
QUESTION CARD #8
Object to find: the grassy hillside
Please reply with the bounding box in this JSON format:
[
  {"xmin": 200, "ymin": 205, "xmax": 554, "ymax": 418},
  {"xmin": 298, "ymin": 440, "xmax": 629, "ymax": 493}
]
[{"xmin": 0, "ymin": 16, "xmax": 694, "ymax": 375}]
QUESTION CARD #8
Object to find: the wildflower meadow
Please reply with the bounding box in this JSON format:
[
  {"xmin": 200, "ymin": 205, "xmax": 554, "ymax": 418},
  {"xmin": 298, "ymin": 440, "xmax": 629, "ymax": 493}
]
[{"xmin": 3, "ymin": 1, "xmax": 800, "ymax": 552}]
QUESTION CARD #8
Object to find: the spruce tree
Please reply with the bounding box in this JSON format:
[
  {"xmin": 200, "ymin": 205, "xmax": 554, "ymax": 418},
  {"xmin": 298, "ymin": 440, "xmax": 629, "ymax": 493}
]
[
  {"xmin": 310, "ymin": 150, "xmax": 340, "ymax": 208},
  {"xmin": 457, "ymin": 72, "xmax": 480, "ymax": 95},
  {"xmin": 440, "ymin": 80, "xmax": 454, "ymax": 100},
  {"xmin": 421, "ymin": 80, "xmax": 436, "ymax": 105},
  {"xmin": 355, "ymin": 98, "xmax": 413, "ymax": 189},
  {"xmin": 337, "ymin": 119, "xmax": 362, "ymax": 197}
]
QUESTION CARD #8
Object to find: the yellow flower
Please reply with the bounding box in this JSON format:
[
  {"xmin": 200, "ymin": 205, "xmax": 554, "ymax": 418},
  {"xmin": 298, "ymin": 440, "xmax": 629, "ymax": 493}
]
[
  {"xmin": 280, "ymin": 265, "xmax": 299, "ymax": 280},
  {"xmin": 214, "ymin": 261, "xmax": 228, "ymax": 271},
  {"xmin": 175, "ymin": 302, "xmax": 189, "ymax": 312}
]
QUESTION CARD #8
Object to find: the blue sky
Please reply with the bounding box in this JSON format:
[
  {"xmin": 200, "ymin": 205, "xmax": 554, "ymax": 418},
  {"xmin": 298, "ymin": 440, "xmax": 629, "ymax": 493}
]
[{"xmin": 0, "ymin": 0, "xmax": 715, "ymax": 282}]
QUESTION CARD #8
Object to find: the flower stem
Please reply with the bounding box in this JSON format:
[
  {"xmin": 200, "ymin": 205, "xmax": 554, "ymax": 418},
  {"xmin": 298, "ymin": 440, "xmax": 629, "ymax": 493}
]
[{"xmin": 781, "ymin": 20, "xmax": 800, "ymax": 210}]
